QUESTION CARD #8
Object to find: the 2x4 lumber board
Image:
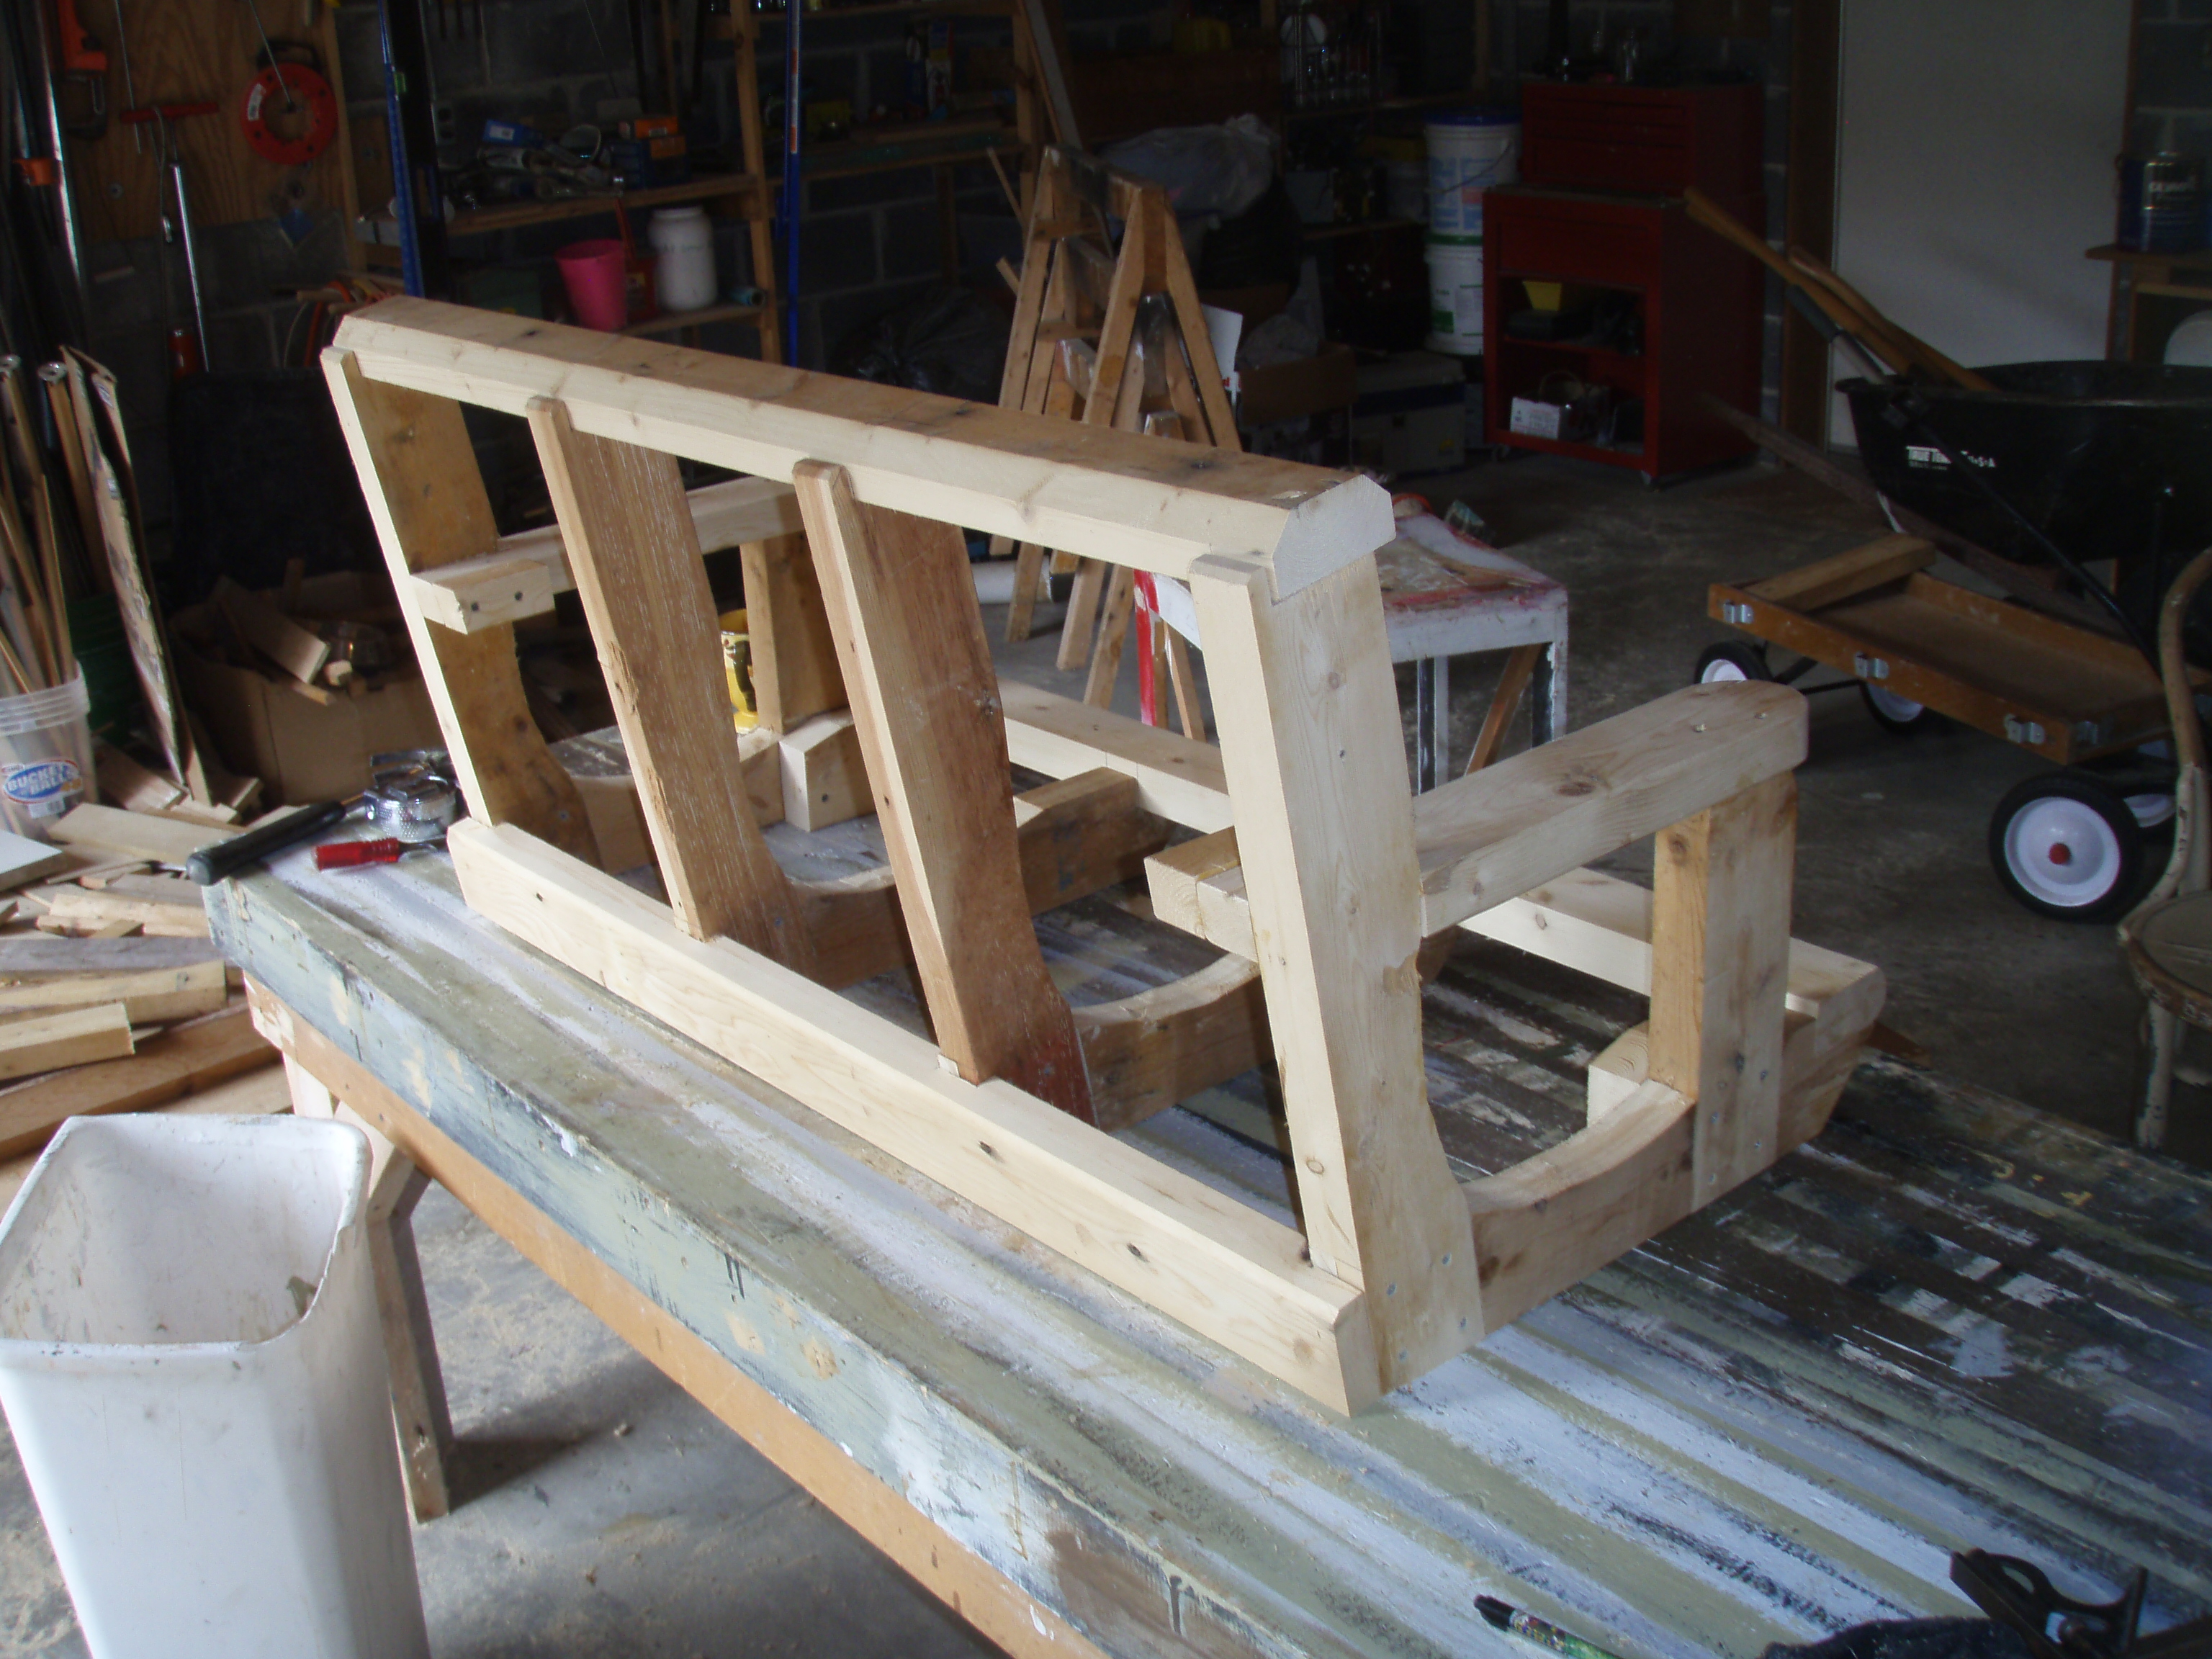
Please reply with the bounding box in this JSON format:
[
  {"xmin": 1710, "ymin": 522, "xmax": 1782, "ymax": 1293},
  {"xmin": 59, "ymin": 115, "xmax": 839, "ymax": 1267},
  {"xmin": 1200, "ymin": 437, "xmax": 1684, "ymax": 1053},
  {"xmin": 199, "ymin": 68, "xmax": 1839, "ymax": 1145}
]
[
  {"xmin": 52, "ymin": 803, "xmax": 234, "ymax": 866},
  {"xmin": 999, "ymin": 678, "xmax": 1231, "ymax": 831},
  {"xmin": 1143, "ymin": 681, "xmax": 1807, "ymax": 948},
  {"xmin": 444, "ymin": 817, "xmax": 1372, "ymax": 1411},
  {"xmin": 741, "ymin": 529, "xmax": 845, "ymax": 730},
  {"xmin": 410, "ymin": 477, "xmax": 807, "ymax": 635},
  {"xmin": 531, "ymin": 400, "xmax": 811, "ymax": 967},
  {"xmin": 1191, "ymin": 552, "xmax": 1479, "ymax": 1389},
  {"xmin": 0, "ymin": 1002, "xmax": 134, "ymax": 1079},
  {"xmin": 330, "ymin": 300, "xmax": 1395, "ymax": 599},
  {"xmin": 1414, "ymin": 680, "xmax": 1807, "ymax": 935},
  {"xmin": 323, "ymin": 351, "xmax": 601, "ymax": 866},
  {"xmin": 250, "ymin": 994, "xmax": 1110, "ymax": 1659},
  {"xmin": 0, "ymin": 994, "xmax": 274, "ymax": 1161},
  {"xmin": 794, "ymin": 462, "xmax": 1092, "ymax": 1120},
  {"xmin": 1651, "ymin": 774, "xmax": 1796, "ymax": 1203},
  {"xmin": 0, "ymin": 935, "xmax": 223, "ymax": 978},
  {"xmin": 42, "ymin": 882, "xmax": 210, "ymax": 938},
  {"xmin": 1742, "ymin": 534, "xmax": 1935, "ymax": 613},
  {"xmin": 0, "ymin": 958, "xmax": 228, "ymax": 1025}
]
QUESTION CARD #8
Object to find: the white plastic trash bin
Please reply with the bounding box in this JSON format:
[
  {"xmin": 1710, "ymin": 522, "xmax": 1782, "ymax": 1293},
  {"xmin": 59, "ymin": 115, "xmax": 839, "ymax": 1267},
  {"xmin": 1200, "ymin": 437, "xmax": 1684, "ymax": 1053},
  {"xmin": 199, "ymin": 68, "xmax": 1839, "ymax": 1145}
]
[{"xmin": 0, "ymin": 1114, "xmax": 429, "ymax": 1659}]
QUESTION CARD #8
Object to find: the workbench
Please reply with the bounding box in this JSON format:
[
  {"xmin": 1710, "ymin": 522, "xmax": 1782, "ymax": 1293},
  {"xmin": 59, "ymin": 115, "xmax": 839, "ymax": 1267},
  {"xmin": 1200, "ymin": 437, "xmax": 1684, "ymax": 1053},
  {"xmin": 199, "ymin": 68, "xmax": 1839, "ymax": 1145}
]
[{"xmin": 210, "ymin": 812, "xmax": 2212, "ymax": 1658}]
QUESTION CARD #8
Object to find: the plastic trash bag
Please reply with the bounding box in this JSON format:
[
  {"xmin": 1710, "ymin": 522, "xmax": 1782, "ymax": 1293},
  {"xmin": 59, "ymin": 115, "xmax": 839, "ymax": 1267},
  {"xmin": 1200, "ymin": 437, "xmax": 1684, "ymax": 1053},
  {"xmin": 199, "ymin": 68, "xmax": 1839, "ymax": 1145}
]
[
  {"xmin": 832, "ymin": 287, "xmax": 1007, "ymax": 405},
  {"xmin": 1102, "ymin": 115, "xmax": 1278, "ymax": 220}
]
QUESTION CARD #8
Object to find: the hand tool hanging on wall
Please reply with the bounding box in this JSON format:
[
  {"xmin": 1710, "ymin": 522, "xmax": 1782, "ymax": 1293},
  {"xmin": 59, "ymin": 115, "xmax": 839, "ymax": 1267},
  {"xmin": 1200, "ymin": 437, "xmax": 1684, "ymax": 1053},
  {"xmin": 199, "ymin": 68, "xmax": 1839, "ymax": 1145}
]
[
  {"xmin": 109, "ymin": 0, "xmax": 140, "ymax": 153},
  {"xmin": 22, "ymin": 0, "xmax": 92, "ymax": 317},
  {"xmin": 120, "ymin": 102, "xmax": 217, "ymax": 372},
  {"xmin": 51, "ymin": 0, "xmax": 107, "ymax": 138}
]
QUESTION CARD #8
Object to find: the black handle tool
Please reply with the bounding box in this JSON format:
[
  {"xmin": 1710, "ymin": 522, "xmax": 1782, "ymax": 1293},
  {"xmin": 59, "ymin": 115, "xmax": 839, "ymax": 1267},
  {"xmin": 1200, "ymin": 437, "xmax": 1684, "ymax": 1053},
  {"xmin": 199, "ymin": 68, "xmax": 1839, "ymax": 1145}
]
[{"xmin": 186, "ymin": 799, "xmax": 351, "ymax": 885}]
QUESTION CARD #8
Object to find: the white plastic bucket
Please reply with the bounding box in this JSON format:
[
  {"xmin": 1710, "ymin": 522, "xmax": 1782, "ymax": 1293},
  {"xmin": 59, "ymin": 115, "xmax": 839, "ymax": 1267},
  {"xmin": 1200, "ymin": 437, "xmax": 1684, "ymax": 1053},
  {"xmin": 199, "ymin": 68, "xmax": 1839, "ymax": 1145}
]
[
  {"xmin": 1426, "ymin": 110, "xmax": 1519, "ymax": 246},
  {"xmin": 0, "ymin": 673, "xmax": 91, "ymax": 841},
  {"xmin": 1426, "ymin": 239, "xmax": 1485, "ymax": 355},
  {"xmin": 649, "ymin": 204, "xmax": 719, "ymax": 312},
  {"xmin": 0, "ymin": 1115, "xmax": 428, "ymax": 1659}
]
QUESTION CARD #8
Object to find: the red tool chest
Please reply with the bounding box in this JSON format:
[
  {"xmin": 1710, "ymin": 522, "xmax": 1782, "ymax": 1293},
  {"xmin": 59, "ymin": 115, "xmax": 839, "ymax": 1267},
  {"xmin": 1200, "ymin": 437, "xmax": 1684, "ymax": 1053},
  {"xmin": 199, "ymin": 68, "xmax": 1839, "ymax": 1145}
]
[{"xmin": 1484, "ymin": 82, "xmax": 1766, "ymax": 480}]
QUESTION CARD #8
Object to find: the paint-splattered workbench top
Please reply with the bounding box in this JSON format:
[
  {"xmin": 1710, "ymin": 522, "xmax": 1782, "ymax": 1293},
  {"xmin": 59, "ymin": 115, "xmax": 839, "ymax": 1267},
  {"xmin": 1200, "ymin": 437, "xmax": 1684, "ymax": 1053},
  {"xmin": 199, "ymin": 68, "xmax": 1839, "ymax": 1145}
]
[{"xmin": 209, "ymin": 817, "xmax": 2212, "ymax": 1658}]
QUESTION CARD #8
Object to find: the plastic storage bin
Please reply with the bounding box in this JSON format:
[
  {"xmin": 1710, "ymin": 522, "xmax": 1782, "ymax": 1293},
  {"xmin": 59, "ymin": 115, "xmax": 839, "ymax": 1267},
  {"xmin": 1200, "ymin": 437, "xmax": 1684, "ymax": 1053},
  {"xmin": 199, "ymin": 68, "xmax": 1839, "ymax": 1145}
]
[{"xmin": 0, "ymin": 1115, "xmax": 428, "ymax": 1658}]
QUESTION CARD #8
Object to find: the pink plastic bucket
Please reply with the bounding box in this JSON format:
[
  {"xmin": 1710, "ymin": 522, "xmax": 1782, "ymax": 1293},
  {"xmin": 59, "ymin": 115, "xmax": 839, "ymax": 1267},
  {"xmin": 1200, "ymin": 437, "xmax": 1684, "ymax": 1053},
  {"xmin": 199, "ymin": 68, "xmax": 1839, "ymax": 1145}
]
[{"xmin": 556, "ymin": 238, "xmax": 628, "ymax": 331}]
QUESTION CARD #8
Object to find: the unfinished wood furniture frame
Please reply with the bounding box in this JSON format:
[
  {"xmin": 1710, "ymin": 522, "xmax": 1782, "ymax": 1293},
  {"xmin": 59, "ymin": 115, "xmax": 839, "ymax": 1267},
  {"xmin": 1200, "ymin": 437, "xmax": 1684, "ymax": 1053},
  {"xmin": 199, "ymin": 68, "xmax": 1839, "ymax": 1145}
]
[{"xmin": 326, "ymin": 299, "xmax": 1881, "ymax": 1413}]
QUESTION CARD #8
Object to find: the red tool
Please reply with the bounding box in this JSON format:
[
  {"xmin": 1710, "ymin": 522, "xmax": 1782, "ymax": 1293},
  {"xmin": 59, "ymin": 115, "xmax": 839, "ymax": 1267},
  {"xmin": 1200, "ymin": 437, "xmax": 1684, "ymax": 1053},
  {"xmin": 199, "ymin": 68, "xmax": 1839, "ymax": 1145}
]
[
  {"xmin": 53, "ymin": 0, "xmax": 108, "ymax": 138},
  {"xmin": 240, "ymin": 61, "xmax": 336, "ymax": 165},
  {"xmin": 315, "ymin": 837, "xmax": 404, "ymax": 871}
]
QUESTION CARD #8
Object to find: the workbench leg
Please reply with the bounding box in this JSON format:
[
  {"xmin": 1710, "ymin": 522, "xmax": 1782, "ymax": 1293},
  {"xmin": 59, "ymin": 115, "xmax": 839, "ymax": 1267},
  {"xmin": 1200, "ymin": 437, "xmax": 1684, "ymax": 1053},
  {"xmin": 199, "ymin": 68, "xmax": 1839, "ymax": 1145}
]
[
  {"xmin": 1414, "ymin": 655, "xmax": 1449, "ymax": 791},
  {"xmin": 1535, "ymin": 636, "xmax": 1568, "ymax": 747},
  {"xmin": 369, "ymin": 1155, "xmax": 457, "ymax": 1522},
  {"xmin": 284, "ymin": 1054, "xmax": 457, "ymax": 1521}
]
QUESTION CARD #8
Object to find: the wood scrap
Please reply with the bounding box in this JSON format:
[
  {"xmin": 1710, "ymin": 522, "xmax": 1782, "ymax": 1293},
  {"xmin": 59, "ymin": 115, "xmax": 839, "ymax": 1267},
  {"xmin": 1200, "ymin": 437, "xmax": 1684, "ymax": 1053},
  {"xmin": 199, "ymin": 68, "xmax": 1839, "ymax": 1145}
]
[
  {"xmin": 214, "ymin": 576, "xmax": 334, "ymax": 685},
  {"xmin": 0, "ymin": 994, "xmax": 275, "ymax": 1161},
  {"xmin": 0, "ymin": 959, "xmax": 227, "ymax": 1024},
  {"xmin": 0, "ymin": 934, "xmax": 225, "ymax": 977},
  {"xmin": 0, "ymin": 831, "xmax": 71, "ymax": 892},
  {"xmin": 0, "ymin": 1002, "xmax": 134, "ymax": 1081},
  {"xmin": 51, "ymin": 803, "xmax": 235, "ymax": 865},
  {"xmin": 40, "ymin": 876, "xmax": 208, "ymax": 938}
]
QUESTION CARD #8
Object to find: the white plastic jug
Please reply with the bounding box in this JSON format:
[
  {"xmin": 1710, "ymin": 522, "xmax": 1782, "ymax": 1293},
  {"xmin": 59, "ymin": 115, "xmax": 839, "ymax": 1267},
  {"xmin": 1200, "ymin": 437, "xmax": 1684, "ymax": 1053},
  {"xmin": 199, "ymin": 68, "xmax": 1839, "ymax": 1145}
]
[{"xmin": 0, "ymin": 1115, "xmax": 428, "ymax": 1659}]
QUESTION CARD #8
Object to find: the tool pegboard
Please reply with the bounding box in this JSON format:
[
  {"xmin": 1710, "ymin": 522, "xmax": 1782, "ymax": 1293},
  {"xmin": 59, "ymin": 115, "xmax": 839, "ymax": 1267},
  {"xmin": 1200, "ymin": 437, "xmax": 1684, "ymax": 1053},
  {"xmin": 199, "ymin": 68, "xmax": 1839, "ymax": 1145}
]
[{"xmin": 67, "ymin": 0, "xmax": 356, "ymax": 243}]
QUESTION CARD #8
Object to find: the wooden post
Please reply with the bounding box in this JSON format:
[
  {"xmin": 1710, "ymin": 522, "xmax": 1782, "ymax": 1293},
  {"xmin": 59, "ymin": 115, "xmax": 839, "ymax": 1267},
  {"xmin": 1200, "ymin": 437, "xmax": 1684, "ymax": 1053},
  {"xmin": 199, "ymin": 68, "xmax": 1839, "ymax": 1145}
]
[
  {"xmin": 1649, "ymin": 773, "xmax": 1796, "ymax": 1202},
  {"xmin": 528, "ymin": 398, "xmax": 814, "ymax": 970},
  {"xmin": 1191, "ymin": 552, "xmax": 1478, "ymax": 1393},
  {"xmin": 793, "ymin": 462, "xmax": 1094, "ymax": 1123},
  {"xmin": 322, "ymin": 350, "xmax": 599, "ymax": 866},
  {"xmin": 739, "ymin": 530, "xmax": 845, "ymax": 732}
]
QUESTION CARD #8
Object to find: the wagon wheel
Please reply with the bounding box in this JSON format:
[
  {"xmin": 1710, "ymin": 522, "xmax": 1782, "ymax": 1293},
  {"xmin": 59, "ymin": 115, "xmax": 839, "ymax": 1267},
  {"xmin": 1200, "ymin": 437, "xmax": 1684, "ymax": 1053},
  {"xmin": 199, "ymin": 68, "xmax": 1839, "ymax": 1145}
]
[
  {"xmin": 1695, "ymin": 642, "xmax": 1771, "ymax": 684},
  {"xmin": 1988, "ymin": 770, "xmax": 2148, "ymax": 922}
]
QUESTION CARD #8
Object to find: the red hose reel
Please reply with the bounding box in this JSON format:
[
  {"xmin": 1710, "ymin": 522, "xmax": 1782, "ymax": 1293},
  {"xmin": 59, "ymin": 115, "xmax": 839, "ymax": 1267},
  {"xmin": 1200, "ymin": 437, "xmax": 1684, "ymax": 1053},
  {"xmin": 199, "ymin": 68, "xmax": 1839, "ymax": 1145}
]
[{"xmin": 240, "ymin": 61, "xmax": 337, "ymax": 167}]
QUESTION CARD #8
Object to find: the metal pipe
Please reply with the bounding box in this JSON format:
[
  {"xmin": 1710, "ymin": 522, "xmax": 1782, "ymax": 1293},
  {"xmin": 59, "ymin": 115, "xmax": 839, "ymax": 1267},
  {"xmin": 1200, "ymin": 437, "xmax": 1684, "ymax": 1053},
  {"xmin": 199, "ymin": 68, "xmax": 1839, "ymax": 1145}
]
[{"xmin": 160, "ymin": 114, "xmax": 210, "ymax": 367}]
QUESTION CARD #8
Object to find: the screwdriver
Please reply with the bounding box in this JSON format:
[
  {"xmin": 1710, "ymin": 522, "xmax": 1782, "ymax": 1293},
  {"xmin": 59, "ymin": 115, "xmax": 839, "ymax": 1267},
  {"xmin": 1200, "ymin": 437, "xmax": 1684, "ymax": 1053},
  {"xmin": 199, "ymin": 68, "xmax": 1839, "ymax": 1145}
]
[{"xmin": 315, "ymin": 837, "xmax": 405, "ymax": 871}]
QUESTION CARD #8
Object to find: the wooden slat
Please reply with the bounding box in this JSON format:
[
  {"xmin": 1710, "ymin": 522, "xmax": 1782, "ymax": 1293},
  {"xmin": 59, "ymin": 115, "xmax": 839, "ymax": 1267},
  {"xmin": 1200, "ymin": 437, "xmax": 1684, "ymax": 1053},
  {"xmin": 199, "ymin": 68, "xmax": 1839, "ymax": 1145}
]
[
  {"xmin": 1743, "ymin": 534, "xmax": 1935, "ymax": 613},
  {"xmin": 741, "ymin": 529, "xmax": 846, "ymax": 731},
  {"xmin": 1650, "ymin": 774, "xmax": 1797, "ymax": 1202},
  {"xmin": 529, "ymin": 399, "xmax": 811, "ymax": 968},
  {"xmin": 0, "ymin": 995, "xmax": 275, "ymax": 1161},
  {"xmin": 323, "ymin": 351, "xmax": 601, "ymax": 866},
  {"xmin": 0, "ymin": 1002, "xmax": 134, "ymax": 1079},
  {"xmin": 410, "ymin": 477, "xmax": 807, "ymax": 635},
  {"xmin": 1191, "ymin": 550, "xmax": 1478, "ymax": 1391},
  {"xmin": 0, "ymin": 959, "xmax": 228, "ymax": 1025},
  {"xmin": 1414, "ymin": 680, "xmax": 1807, "ymax": 935},
  {"xmin": 52, "ymin": 803, "xmax": 233, "ymax": 866},
  {"xmin": 332, "ymin": 300, "xmax": 1396, "ymax": 601},
  {"xmin": 443, "ymin": 817, "xmax": 1370, "ymax": 1411},
  {"xmin": 793, "ymin": 462, "xmax": 1092, "ymax": 1120}
]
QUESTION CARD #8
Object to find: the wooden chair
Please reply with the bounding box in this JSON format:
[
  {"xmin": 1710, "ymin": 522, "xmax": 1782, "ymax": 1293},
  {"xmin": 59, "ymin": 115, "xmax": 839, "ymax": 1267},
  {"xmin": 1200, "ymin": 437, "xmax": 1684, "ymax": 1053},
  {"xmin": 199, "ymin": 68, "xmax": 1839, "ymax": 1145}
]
[
  {"xmin": 325, "ymin": 300, "xmax": 1881, "ymax": 1413},
  {"xmin": 2121, "ymin": 547, "xmax": 2212, "ymax": 1150}
]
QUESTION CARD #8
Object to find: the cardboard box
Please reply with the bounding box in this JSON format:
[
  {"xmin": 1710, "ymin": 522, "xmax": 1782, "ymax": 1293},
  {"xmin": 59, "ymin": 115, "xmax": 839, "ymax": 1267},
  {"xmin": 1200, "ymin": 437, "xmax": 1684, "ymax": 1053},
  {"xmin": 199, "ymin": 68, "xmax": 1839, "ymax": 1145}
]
[
  {"xmin": 1352, "ymin": 351, "xmax": 1467, "ymax": 477},
  {"xmin": 1239, "ymin": 342, "xmax": 1358, "ymax": 429},
  {"xmin": 172, "ymin": 574, "xmax": 443, "ymax": 806}
]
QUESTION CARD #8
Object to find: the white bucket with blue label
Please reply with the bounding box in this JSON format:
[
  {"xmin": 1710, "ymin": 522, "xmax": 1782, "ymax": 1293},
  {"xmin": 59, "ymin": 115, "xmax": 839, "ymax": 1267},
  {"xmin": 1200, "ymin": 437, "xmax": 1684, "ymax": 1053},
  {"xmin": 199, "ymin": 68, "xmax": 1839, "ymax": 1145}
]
[{"xmin": 0, "ymin": 673, "xmax": 92, "ymax": 841}]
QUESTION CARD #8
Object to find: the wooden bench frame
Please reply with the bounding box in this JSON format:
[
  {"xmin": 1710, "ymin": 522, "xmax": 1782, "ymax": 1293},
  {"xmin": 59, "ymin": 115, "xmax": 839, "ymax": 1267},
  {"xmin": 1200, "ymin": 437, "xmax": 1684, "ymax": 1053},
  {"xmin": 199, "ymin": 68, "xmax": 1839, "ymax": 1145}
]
[{"xmin": 324, "ymin": 300, "xmax": 1881, "ymax": 1413}]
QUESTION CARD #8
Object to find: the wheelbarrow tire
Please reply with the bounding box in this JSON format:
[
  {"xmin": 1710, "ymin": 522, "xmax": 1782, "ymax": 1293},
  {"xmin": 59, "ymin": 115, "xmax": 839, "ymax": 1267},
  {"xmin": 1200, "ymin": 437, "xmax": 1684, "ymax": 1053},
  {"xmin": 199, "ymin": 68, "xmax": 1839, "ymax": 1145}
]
[
  {"xmin": 1695, "ymin": 642, "xmax": 1771, "ymax": 685},
  {"xmin": 1988, "ymin": 770, "xmax": 2145, "ymax": 922},
  {"xmin": 1861, "ymin": 680, "xmax": 1930, "ymax": 734}
]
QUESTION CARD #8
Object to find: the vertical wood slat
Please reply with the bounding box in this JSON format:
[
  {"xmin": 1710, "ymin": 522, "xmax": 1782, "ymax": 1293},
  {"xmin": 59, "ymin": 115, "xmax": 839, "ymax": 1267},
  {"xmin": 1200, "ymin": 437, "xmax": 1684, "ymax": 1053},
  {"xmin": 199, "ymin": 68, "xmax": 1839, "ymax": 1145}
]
[
  {"xmin": 322, "ymin": 351, "xmax": 600, "ymax": 866},
  {"xmin": 739, "ymin": 531, "xmax": 845, "ymax": 732},
  {"xmin": 528, "ymin": 398, "xmax": 814, "ymax": 971},
  {"xmin": 1191, "ymin": 550, "xmax": 1479, "ymax": 1396},
  {"xmin": 793, "ymin": 460, "xmax": 1094, "ymax": 1123},
  {"xmin": 1650, "ymin": 773, "xmax": 1796, "ymax": 1202}
]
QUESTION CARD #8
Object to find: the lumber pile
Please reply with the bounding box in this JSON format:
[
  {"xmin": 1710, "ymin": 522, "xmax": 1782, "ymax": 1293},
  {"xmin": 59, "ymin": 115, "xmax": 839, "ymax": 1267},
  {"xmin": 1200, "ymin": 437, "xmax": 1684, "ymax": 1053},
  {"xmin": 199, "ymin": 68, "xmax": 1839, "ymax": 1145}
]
[{"xmin": 0, "ymin": 802, "xmax": 276, "ymax": 1164}]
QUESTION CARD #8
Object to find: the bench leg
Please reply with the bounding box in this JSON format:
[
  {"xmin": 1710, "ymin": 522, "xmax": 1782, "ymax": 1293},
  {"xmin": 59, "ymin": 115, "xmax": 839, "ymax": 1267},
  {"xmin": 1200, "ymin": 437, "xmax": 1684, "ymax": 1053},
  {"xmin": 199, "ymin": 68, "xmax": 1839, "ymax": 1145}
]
[{"xmin": 285, "ymin": 1056, "xmax": 455, "ymax": 1521}]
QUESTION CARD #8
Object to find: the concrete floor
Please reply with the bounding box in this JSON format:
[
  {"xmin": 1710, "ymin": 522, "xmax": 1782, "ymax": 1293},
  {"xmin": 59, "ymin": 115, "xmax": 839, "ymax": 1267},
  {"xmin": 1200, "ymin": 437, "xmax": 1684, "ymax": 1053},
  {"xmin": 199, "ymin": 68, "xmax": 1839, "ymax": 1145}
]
[{"xmin": 0, "ymin": 450, "xmax": 2198, "ymax": 1657}]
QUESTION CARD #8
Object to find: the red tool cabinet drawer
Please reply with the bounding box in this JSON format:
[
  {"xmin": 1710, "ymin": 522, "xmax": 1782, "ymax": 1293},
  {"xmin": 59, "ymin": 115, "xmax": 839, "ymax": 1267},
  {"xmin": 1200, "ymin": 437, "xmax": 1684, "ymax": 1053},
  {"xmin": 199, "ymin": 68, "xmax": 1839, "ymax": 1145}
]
[
  {"xmin": 1520, "ymin": 82, "xmax": 1763, "ymax": 199},
  {"xmin": 1490, "ymin": 199, "xmax": 1659, "ymax": 289}
]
